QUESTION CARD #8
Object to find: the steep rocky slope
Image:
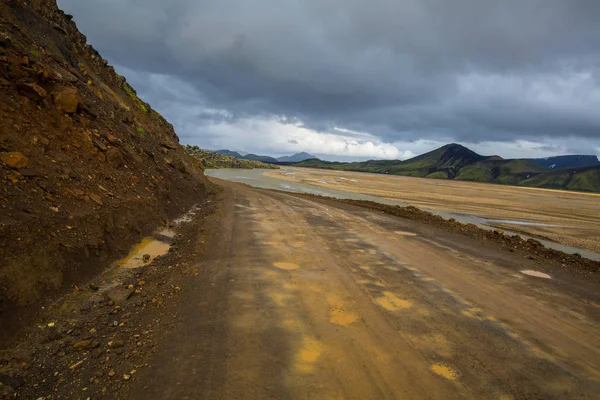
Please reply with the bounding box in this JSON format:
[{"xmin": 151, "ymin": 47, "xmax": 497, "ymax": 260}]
[{"xmin": 0, "ymin": 0, "xmax": 209, "ymax": 340}]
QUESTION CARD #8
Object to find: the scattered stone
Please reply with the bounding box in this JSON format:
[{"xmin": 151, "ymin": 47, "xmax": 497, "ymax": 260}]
[
  {"xmin": 106, "ymin": 148, "xmax": 123, "ymax": 167},
  {"xmin": 17, "ymin": 82, "xmax": 47, "ymax": 101},
  {"xmin": 143, "ymin": 254, "xmax": 151, "ymax": 262},
  {"xmin": 110, "ymin": 340, "xmax": 124, "ymax": 348},
  {"xmin": 69, "ymin": 360, "xmax": 84, "ymax": 370},
  {"xmin": 73, "ymin": 340, "xmax": 91, "ymax": 351},
  {"xmin": 93, "ymin": 139, "xmax": 108, "ymax": 152},
  {"xmin": 89, "ymin": 283, "xmax": 99, "ymax": 291},
  {"xmin": 0, "ymin": 152, "xmax": 29, "ymax": 169},
  {"xmin": 105, "ymin": 286, "xmax": 134, "ymax": 304},
  {"xmin": 89, "ymin": 193, "xmax": 103, "ymax": 206},
  {"xmin": 108, "ymin": 369, "xmax": 115, "ymax": 377},
  {"xmin": 123, "ymin": 374, "xmax": 131, "ymax": 381},
  {"xmin": 52, "ymin": 88, "xmax": 79, "ymax": 113},
  {"xmin": 91, "ymin": 348, "xmax": 103, "ymax": 359}
]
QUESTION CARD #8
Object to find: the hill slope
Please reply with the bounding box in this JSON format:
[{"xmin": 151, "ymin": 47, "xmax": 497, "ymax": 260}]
[
  {"xmin": 185, "ymin": 146, "xmax": 278, "ymax": 169},
  {"xmin": 520, "ymin": 165, "xmax": 600, "ymax": 192},
  {"xmin": 456, "ymin": 159, "xmax": 547, "ymax": 185},
  {"xmin": 216, "ymin": 149, "xmax": 244, "ymax": 158},
  {"xmin": 0, "ymin": 0, "xmax": 208, "ymax": 330}
]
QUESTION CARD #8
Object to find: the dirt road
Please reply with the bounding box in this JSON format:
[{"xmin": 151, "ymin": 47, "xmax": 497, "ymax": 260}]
[{"xmin": 124, "ymin": 180, "xmax": 600, "ymax": 399}]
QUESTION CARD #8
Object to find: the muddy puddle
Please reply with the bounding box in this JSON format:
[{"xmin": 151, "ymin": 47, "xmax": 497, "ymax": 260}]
[
  {"xmin": 116, "ymin": 203, "xmax": 204, "ymax": 270},
  {"xmin": 521, "ymin": 270, "xmax": 552, "ymax": 279},
  {"xmin": 206, "ymin": 168, "xmax": 600, "ymax": 262}
]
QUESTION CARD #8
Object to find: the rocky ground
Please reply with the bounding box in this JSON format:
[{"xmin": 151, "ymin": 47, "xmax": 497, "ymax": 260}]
[{"xmin": 0, "ymin": 190, "xmax": 220, "ymax": 399}]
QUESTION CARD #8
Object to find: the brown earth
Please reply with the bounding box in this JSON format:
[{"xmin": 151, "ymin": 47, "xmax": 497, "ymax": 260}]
[
  {"xmin": 265, "ymin": 167, "xmax": 600, "ymax": 253},
  {"xmin": 3, "ymin": 179, "xmax": 599, "ymax": 399},
  {"xmin": 0, "ymin": 0, "xmax": 209, "ymax": 344}
]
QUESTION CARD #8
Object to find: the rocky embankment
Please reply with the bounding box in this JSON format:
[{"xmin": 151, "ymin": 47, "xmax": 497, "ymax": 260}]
[
  {"xmin": 184, "ymin": 145, "xmax": 279, "ymax": 169},
  {"xmin": 0, "ymin": 0, "xmax": 209, "ymax": 343}
]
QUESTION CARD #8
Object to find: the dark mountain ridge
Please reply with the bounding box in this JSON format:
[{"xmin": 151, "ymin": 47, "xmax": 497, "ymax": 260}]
[{"xmin": 527, "ymin": 155, "xmax": 599, "ymax": 169}]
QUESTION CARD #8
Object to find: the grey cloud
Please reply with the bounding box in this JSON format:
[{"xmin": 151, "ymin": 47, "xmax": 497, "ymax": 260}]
[{"xmin": 57, "ymin": 0, "xmax": 600, "ymax": 152}]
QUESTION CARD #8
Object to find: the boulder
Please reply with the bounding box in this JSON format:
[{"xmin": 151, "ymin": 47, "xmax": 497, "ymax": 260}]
[
  {"xmin": 123, "ymin": 111, "xmax": 135, "ymax": 125},
  {"xmin": 52, "ymin": 87, "xmax": 79, "ymax": 113},
  {"xmin": 0, "ymin": 152, "xmax": 29, "ymax": 169},
  {"xmin": 106, "ymin": 286, "xmax": 134, "ymax": 304}
]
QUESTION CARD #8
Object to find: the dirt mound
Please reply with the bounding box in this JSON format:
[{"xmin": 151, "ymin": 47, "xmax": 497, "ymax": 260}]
[{"xmin": 0, "ymin": 0, "xmax": 209, "ymax": 343}]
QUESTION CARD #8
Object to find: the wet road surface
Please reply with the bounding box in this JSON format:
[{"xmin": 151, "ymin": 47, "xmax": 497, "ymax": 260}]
[{"xmin": 128, "ymin": 180, "xmax": 600, "ymax": 399}]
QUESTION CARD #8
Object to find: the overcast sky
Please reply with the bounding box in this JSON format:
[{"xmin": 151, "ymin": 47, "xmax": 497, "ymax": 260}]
[{"xmin": 58, "ymin": 0, "xmax": 600, "ymax": 160}]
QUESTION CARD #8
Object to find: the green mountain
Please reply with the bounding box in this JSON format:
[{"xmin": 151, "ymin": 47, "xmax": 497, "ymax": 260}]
[
  {"xmin": 456, "ymin": 159, "xmax": 547, "ymax": 185},
  {"xmin": 185, "ymin": 146, "xmax": 278, "ymax": 169},
  {"xmin": 296, "ymin": 144, "xmax": 487, "ymax": 178},
  {"xmin": 243, "ymin": 153, "xmax": 280, "ymax": 163},
  {"xmin": 294, "ymin": 144, "xmax": 600, "ymax": 193},
  {"xmin": 519, "ymin": 165, "xmax": 600, "ymax": 192},
  {"xmin": 215, "ymin": 149, "xmax": 244, "ymax": 158}
]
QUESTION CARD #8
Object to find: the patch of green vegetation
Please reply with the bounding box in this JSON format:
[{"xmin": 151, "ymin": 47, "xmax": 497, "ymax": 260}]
[
  {"xmin": 136, "ymin": 127, "xmax": 146, "ymax": 137},
  {"xmin": 123, "ymin": 84, "xmax": 149, "ymax": 113},
  {"xmin": 184, "ymin": 145, "xmax": 279, "ymax": 169},
  {"xmin": 426, "ymin": 171, "xmax": 449, "ymax": 179},
  {"xmin": 30, "ymin": 50, "xmax": 41, "ymax": 60}
]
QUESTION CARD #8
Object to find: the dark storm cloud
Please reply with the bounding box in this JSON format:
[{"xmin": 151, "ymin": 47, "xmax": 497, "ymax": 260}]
[{"xmin": 57, "ymin": 0, "xmax": 600, "ymax": 149}]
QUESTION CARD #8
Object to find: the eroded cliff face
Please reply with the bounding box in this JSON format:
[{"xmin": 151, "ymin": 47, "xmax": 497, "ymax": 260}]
[{"xmin": 0, "ymin": 0, "xmax": 208, "ymax": 327}]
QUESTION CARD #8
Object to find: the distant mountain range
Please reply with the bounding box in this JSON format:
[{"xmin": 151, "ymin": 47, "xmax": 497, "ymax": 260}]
[
  {"xmin": 294, "ymin": 144, "xmax": 600, "ymax": 193},
  {"xmin": 215, "ymin": 150, "xmax": 316, "ymax": 164}
]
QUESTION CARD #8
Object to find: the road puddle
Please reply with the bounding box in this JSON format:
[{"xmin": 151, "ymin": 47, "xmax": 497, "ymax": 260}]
[
  {"xmin": 521, "ymin": 270, "xmax": 551, "ymax": 279},
  {"xmin": 330, "ymin": 309, "xmax": 359, "ymax": 326},
  {"xmin": 116, "ymin": 204, "xmax": 202, "ymax": 269},
  {"xmin": 430, "ymin": 363, "xmax": 458, "ymax": 380},
  {"xmin": 374, "ymin": 291, "xmax": 412, "ymax": 311},
  {"xmin": 118, "ymin": 236, "xmax": 171, "ymax": 269},
  {"xmin": 394, "ymin": 230, "xmax": 417, "ymax": 236},
  {"xmin": 273, "ymin": 262, "xmax": 300, "ymax": 270},
  {"xmin": 296, "ymin": 336, "xmax": 323, "ymax": 373}
]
